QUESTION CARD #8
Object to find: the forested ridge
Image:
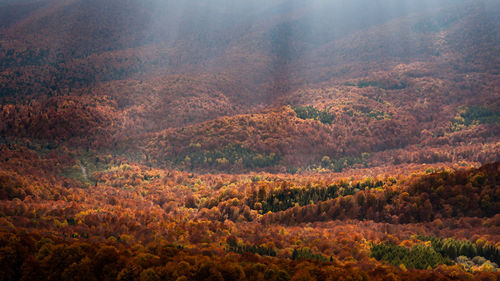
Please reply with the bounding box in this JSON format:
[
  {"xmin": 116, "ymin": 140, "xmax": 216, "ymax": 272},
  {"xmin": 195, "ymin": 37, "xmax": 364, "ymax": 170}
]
[{"xmin": 1, "ymin": 144, "xmax": 499, "ymax": 279}]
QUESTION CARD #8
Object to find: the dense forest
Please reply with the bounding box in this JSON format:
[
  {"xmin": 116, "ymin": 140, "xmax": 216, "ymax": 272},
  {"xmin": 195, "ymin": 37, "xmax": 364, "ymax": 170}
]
[{"xmin": 0, "ymin": 0, "xmax": 499, "ymax": 280}]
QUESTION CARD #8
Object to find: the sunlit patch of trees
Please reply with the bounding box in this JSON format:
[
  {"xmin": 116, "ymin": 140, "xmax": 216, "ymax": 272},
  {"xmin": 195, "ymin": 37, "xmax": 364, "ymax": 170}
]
[
  {"xmin": 292, "ymin": 105, "xmax": 335, "ymax": 124},
  {"xmin": 416, "ymin": 236, "xmax": 500, "ymax": 265},
  {"xmin": 356, "ymin": 79, "xmax": 407, "ymax": 90},
  {"xmin": 371, "ymin": 242, "xmax": 453, "ymax": 269},
  {"xmin": 174, "ymin": 144, "xmax": 280, "ymax": 171},
  {"xmin": 247, "ymin": 177, "xmax": 385, "ymax": 213},
  {"xmin": 451, "ymin": 105, "xmax": 500, "ymax": 132}
]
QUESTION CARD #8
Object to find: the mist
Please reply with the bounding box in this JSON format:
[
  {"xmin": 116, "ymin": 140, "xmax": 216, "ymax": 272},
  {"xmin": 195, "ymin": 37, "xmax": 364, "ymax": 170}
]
[{"xmin": 0, "ymin": 1, "xmax": 499, "ymax": 278}]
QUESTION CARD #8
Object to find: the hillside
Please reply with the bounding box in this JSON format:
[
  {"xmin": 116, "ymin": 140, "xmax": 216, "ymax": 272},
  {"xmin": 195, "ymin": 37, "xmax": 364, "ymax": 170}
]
[
  {"xmin": 0, "ymin": 0, "xmax": 499, "ymax": 280},
  {"xmin": 0, "ymin": 0, "xmax": 498, "ymax": 173}
]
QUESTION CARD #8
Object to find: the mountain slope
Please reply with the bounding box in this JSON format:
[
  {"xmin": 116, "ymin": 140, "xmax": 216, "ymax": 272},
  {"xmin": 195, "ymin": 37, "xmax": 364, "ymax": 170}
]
[{"xmin": 0, "ymin": 0, "xmax": 498, "ymax": 173}]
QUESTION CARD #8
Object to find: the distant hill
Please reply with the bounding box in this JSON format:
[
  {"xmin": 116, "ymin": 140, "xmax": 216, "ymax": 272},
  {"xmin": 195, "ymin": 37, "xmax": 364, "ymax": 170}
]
[{"xmin": 0, "ymin": 0, "xmax": 498, "ymax": 172}]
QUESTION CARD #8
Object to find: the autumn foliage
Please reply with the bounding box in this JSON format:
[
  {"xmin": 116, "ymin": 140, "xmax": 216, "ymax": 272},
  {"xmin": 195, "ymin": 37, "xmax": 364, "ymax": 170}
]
[{"xmin": 0, "ymin": 0, "xmax": 499, "ymax": 280}]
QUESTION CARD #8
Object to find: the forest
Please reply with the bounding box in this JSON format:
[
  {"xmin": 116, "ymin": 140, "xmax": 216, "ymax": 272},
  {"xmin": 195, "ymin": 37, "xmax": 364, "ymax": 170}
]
[{"xmin": 0, "ymin": 0, "xmax": 499, "ymax": 280}]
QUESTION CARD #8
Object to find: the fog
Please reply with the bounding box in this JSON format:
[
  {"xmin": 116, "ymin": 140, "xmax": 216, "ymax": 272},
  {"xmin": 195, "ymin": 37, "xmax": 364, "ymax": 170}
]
[
  {"xmin": 2, "ymin": 0, "xmax": 498, "ymax": 104},
  {"xmin": 140, "ymin": 0, "xmax": 468, "ymax": 47}
]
